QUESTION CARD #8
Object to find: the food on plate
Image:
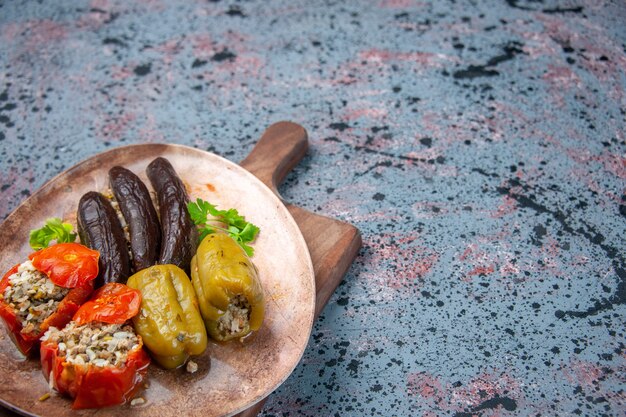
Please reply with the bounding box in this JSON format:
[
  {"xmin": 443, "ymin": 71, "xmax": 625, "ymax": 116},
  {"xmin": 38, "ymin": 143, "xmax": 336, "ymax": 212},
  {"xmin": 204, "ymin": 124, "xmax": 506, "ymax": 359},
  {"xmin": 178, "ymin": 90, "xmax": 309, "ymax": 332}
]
[
  {"xmin": 29, "ymin": 243, "xmax": 100, "ymax": 288},
  {"xmin": 78, "ymin": 191, "xmax": 132, "ymax": 287},
  {"xmin": 40, "ymin": 282, "xmax": 150, "ymax": 409},
  {"xmin": 191, "ymin": 233, "xmax": 265, "ymax": 341},
  {"xmin": 40, "ymin": 322, "xmax": 149, "ymax": 409},
  {"xmin": 127, "ymin": 264, "xmax": 207, "ymax": 369},
  {"xmin": 29, "ymin": 217, "xmax": 77, "ymax": 250},
  {"xmin": 0, "ymin": 243, "xmax": 98, "ymax": 355},
  {"xmin": 146, "ymin": 157, "xmax": 197, "ymax": 273},
  {"xmin": 109, "ymin": 166, "xmax": 161, "ymax": 272},
  {"xmin": 187, "ymin": 198, "xmax": 260, "ymax": 257},
  {"xmin": 1, "ymin": 155, "xmax": 267, "ymax": 411},
  {"xmin": 72, "ymin": 282, "xmax": 142, "ymax": 325}
]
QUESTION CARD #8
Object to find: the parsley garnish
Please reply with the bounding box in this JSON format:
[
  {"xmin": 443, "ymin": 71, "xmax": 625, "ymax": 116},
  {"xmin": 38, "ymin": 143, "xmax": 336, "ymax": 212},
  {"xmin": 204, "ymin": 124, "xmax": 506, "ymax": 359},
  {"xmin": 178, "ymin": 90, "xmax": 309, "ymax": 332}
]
[
  {"xmin": 187, "ymin": 198, "xmax": 260, "ymax": 257},
  {"xmin": 29, "ymin": 217, "xmax": 77, "ymax": 250}
]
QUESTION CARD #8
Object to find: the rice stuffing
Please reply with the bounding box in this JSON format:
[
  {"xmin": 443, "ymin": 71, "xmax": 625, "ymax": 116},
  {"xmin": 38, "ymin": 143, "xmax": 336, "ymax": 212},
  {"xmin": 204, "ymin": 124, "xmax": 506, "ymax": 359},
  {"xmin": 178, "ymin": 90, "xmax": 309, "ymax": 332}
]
[
  {"xmin": 1, "ymin": 260, "xmax": 70, "ymax": 335},
  {"xmin": 106, "ymin": 190, "xmax": 132, "ymax": 260},
  {"xmin": 186, "ymin": 359, "xmax": 198, "ymax": 373},
  {"xmin": 216, "ymin": 294, "xmax": 251, "ymax": 337},
  {"xmin": 41, "ymin": 322, "xmax": 140, "ymax": 367}
]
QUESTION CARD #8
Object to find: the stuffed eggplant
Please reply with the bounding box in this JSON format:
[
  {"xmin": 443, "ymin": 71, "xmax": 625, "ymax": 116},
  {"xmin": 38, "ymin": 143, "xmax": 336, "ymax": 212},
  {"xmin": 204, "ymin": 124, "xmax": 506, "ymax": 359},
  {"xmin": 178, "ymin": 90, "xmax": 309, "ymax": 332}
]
[
  {"xmin": 190, "ymin": 233, "xmax": 264, "ymax": 342},
  {"xmin": 109, "ymin": 166, "xmax": 161, "ymax": 272},
  {"xmin": 78, "ymin": 191, "xmax": 131, "ymax": 287},
  {"xmin": 146, "ymin": 157, "xmax": 197, "ymax": 273}
]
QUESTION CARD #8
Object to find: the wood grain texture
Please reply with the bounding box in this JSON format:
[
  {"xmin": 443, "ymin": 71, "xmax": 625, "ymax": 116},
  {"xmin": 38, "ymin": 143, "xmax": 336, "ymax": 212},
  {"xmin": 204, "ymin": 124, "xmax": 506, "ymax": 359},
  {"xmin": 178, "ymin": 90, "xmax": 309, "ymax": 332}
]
[
  {"xmin": 237, "ymin": 122, "xmax": 362, "ymax": 417},
  {"xmin": 240, "ymin": 121, "xmax": 309, "ymax": 197}
]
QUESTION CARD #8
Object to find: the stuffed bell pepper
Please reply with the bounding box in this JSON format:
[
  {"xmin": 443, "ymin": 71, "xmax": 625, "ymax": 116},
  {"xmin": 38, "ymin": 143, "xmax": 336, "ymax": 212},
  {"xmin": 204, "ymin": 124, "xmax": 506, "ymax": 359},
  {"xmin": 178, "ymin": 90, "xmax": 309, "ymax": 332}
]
[
  {"xmin": 190, "ymin": 233, "xmax": 265, "ymax": 342},
  {"xmin": 0, "ymin": 243, "xmax": 99, "ymax": 356},
  {"xmin": 40, "ymin": 282, "xmax": 150, "ymax": 409},
  {"xmin": 127, "ymin": 264, "xmax": 207, "ymax": 369}
]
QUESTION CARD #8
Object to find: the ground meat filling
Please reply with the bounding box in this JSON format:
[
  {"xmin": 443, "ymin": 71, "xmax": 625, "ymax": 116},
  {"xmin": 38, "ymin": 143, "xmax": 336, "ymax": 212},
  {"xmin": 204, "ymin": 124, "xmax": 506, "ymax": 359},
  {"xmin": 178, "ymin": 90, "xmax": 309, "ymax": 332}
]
[
  {"xmin": 105, "ymin": 190, "xmax": 133, "ymax": 261},
  {"xmin": 41, "ymin": 322, "xmax": 140, "ymax": 367},
  {"xmin": 1, "ymin": 260, "xmax": 70, "ymax": 335},
  {"xmin": 217, "ymin": 294, "xmax": 251, "ymax": 337}
]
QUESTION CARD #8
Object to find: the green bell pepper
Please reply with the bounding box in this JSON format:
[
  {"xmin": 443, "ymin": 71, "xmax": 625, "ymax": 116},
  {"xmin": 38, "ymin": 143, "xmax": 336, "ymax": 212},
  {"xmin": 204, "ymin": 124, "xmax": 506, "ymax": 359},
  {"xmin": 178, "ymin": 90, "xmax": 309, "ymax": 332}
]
[
  {"xmin": 127, "ymin": 264, "xmax": 207, "ymax": 368},
  {"xmin": 191, "ymin": 233, "xmax": 265, "ymax": 342}
]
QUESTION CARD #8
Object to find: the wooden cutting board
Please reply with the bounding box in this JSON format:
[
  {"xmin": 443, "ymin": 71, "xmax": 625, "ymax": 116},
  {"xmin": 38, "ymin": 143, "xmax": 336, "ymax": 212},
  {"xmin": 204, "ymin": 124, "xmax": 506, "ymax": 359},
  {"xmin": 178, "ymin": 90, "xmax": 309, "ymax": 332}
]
[
  {"xmin": 0, "ymin": 121, "xmax": 361, "ymax": 417},
  {"xmin": 237, "ymin": 121, "xmax": 362, "ymax": 416}
]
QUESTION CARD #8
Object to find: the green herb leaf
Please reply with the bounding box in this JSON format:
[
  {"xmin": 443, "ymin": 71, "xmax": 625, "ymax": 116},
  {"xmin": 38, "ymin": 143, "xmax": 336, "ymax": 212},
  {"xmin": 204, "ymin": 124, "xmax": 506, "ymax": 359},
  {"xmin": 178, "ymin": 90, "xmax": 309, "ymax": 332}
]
[
  {"xmin": 187, "ymin": 198, "xmax": 260, "ymax": 256},
  {"xmin": 29, "ymin": 218, "xmax": 77, "ymax": 250},
  {"xmin": 239, "ymin": 223, "xmax": 260, "ymax": 242},
  {"xmin": 188, "ymin": 198, "xmax": 212, "ymax": 225},
  {"xmin": 240, "ymin": 242, "xmax": 254, "ymax": 257},
  {"xmin": 198, "ymin": 228, "xmax": 213, "ymax": 243}
]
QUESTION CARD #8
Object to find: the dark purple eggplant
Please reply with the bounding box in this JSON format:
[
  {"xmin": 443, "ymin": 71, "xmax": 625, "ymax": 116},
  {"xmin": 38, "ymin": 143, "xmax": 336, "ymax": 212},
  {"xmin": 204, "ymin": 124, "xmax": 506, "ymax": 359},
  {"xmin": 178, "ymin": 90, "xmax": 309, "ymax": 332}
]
[
  {"xmin": 77, "ymin": 191, "xmax": 131, "ymax": 287},
  {"xmin": 109, "ymin": 166, "xmax": 161, "ymax": 272},
  {"xmin": 146, "ymin": 157, "xmax": 197, "ymax": 273}
]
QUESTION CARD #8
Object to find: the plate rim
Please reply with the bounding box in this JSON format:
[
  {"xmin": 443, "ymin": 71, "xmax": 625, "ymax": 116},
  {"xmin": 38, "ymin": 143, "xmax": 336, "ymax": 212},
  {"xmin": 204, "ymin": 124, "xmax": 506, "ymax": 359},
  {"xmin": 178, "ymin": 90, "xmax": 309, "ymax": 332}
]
[{"xmin": 0, "ymin": 143, "xmax": 316, "ymax": 417}]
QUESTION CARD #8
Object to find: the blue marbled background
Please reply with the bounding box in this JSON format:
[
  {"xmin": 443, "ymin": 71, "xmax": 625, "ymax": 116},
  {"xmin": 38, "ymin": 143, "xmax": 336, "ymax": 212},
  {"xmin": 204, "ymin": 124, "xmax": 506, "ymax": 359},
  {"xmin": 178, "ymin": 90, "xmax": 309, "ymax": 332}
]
[{"xmin": 1, "ymin": 0, "xmax": 625, "ymax": 416}]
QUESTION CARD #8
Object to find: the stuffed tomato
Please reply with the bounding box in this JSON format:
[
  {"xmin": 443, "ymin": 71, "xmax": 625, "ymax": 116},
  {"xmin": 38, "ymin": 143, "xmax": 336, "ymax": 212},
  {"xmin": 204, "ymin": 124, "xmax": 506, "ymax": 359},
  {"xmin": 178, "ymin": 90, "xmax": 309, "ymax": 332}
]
[
  {"xmin": 0, "ymin": 243, "xmax": 99, "ymax": 355},
  {"xmin": 40, "ymin": 322, "xmax": 150, "ymax": 409},
  {"xmin": 40, "ymin": 282, "xmax": 150, "ymax": 409}
]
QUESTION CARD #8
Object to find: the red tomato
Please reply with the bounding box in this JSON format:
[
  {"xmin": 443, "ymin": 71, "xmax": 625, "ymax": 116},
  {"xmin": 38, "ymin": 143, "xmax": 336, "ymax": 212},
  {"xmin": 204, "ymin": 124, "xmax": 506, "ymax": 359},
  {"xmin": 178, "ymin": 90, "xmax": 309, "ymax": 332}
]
[
  {"xmin": 0, "ymin": 263, "xmax": 93, "ymax": 356},
  {"xmin": 40, "ymin": 335, "xmax": 150, "ymax": 409},
  {"xmin": 73, "ymin": 283, "xmax": 141, "ymax": 325},
  {"xmin": 29, "ymin": 243, "xmax": 99, "ymax": 288},
  {"xmin": 0, "ymin": 264, "xmax": 33, "ymax": 355}
]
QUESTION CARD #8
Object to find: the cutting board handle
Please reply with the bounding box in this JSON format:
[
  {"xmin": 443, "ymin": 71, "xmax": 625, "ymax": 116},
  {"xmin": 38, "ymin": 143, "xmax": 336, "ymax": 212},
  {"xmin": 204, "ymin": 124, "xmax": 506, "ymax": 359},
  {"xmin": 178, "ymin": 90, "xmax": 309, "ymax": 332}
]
[
  {"xmin": 235, "ymin": 121, "xmax": 361, "ymax": 417},
  {"xmin": 240, "ymin": 121, "xmax": 308, "ymax": 196}
]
